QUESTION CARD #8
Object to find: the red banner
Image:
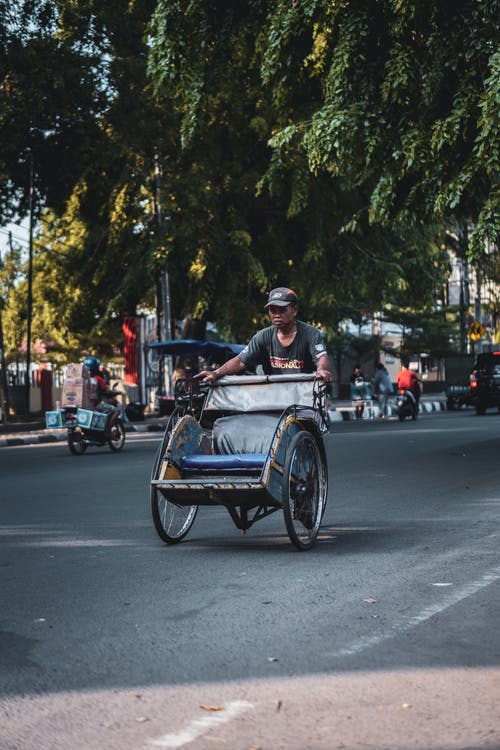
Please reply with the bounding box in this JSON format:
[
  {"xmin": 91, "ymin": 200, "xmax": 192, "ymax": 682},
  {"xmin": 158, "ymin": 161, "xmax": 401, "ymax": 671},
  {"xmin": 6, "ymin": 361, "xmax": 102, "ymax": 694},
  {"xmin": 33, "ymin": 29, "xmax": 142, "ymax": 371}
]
[{"xmin": 123, "ymin": 317, "xmax": 138, "ymax": 384}]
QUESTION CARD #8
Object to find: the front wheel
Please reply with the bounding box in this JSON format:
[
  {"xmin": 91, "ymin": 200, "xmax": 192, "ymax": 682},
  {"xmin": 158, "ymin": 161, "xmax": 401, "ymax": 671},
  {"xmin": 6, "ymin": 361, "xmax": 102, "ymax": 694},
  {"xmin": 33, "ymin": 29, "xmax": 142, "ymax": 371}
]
[
  {"xmin": 283, "ymin": 430, "xmax": 327, "ymax": 551},
  {"xmin": 68, "ymin": 427, "xmax": 87, "ymax": 455},
  {"xmin": 108, "ymin": 420, "xmax": 126, "ymax": 451},
  {"xmin": 151, "ymin": 486, "xmax": 198, "ymax": 544}
]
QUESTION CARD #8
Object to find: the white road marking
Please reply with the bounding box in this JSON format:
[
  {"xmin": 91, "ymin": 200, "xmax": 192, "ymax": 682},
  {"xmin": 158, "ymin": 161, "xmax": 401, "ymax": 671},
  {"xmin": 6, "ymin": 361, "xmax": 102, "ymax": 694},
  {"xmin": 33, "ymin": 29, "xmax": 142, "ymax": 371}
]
[
  {"xmin": 331, "ymin": 564, "xmax": 500, "ymax": 658},
  {"xmin": 148, "ymin": 700, "xmax": 253, "ymax": 748}
]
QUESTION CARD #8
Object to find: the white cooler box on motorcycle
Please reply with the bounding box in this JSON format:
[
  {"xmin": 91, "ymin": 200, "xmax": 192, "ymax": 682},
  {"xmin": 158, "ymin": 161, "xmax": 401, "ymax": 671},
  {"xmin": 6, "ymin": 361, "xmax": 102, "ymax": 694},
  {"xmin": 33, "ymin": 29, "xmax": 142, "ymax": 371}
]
[{"xmin": 76, "ymin": 408, "xmax": 108, "ymax": 431}]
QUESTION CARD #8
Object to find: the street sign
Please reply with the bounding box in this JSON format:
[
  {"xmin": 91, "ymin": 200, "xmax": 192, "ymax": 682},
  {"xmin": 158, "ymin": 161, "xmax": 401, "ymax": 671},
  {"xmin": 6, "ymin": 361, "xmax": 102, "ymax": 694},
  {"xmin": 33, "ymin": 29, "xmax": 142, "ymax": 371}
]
[{"xmin": 469, "ymin": 320, "xmax": 486, "ymax": 341}]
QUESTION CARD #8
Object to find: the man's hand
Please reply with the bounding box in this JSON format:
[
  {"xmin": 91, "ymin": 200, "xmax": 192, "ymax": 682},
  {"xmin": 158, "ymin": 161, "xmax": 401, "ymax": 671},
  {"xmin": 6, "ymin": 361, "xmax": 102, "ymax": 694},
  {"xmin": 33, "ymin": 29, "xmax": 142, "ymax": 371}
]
[
  {"xmin": 193, "ymin": 356, "xmax": 245, "ymax": 383},
  {"xmin": 194, "ymin": 369, "xmax": 219, "ymax": 384},
  {"xmin": 316, "ymin": 368, "xmax": 332, "ymax": 383}
]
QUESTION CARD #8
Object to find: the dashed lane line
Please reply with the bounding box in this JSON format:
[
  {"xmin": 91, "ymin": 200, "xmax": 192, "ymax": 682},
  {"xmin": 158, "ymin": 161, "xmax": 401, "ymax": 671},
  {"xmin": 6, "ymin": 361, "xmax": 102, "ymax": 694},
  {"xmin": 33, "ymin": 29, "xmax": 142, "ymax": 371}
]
[
  {"xmin": 148, "ymin": 700, "xmax": 254, "ymax": 748},
  {"xmin": 330, "ymin": 563, "xmax": 500, "ymax": 659}
]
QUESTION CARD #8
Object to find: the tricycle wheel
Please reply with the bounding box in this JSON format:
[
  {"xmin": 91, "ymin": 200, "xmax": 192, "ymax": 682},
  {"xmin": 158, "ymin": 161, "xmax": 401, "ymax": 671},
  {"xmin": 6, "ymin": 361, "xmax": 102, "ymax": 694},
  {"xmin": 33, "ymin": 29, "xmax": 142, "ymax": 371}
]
[
  {"xmin": 150, "ymin": 408, "xmax": 182, "ymax": 482},
  {"xmin": 108, "ymin": 420, "xmax": 125, "ymax": 451},
  {"xmin": 283, "ymin": 430, "xmax": 326, "ymax": 550},
  {"xmin": 151, "ymin": 486, "xmax": 198, "ymax": 544},
  {"xmin": 68, "ymin": 428, "xmax": 87, "ymax": 455}
]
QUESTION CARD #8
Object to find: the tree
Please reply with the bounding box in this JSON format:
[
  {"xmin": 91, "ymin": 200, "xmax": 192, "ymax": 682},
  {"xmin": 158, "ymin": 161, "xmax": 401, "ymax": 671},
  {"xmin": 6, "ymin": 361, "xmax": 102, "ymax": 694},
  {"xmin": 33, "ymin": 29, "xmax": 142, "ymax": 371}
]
[
  {"xmin": 259, "ymin": 0, "xmax": 499, "ymax": 258},
  {"xmin": 0, "ymin": 1, "xmax": 110, "ymax": 222},
  {"xmin": 0, "ymin": 1, "xmax": 169, "ymax": 356},
  {"xmin": 2, "ymin": 1, "xmax": 496, "ymax": 356},
  {"xmin": 146, "ymin": 0, "xmax": 464, "ymax": 339}
]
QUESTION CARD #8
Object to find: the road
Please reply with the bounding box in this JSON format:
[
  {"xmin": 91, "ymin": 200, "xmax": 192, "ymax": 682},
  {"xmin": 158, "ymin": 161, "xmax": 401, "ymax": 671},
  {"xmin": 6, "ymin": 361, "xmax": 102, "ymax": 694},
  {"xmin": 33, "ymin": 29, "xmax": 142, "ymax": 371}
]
[{"xmin": 1, "ymin": 411, "xmax": 499, "ymax": 749}]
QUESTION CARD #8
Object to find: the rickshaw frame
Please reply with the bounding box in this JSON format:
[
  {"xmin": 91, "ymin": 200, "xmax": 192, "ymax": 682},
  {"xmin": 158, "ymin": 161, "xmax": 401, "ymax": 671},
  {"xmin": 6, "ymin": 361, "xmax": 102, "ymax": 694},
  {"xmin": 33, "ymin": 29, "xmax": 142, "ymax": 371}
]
[{"xmin": 150, "ymin": 373, "xmax": 330, "ymax": 550}]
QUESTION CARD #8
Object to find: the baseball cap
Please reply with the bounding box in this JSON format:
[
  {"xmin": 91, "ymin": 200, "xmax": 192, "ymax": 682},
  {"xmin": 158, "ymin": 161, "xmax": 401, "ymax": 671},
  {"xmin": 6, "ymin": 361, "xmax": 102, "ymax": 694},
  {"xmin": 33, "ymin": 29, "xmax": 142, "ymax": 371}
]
[{"xmin": 264, "ymin": 287, "xmax": 298, "ymax": 308}]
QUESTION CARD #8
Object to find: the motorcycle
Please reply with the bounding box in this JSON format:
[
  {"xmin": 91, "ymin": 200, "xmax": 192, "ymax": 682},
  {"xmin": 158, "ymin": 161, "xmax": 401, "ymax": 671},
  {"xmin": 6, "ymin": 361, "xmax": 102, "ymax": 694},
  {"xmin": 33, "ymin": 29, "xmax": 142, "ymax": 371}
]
[
  {"xmin": 63, "ymin": 390, "xmax": 126, "ymax": 455},
  {"xmin": 395, "ymin": 388, "xmax": 418, "ymax": 421}
]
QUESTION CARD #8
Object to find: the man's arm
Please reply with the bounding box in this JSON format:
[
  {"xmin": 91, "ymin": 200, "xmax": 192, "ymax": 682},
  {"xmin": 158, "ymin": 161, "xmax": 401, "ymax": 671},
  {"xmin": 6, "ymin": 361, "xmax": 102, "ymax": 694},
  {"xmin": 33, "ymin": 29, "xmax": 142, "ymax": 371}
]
[
  {"xmin": 316, "ymin": 353, "xmax": 332, "ymax": 383},
  {"xmin": 196, "ymin": 356, "xmax": 247, "ymax": 384}
]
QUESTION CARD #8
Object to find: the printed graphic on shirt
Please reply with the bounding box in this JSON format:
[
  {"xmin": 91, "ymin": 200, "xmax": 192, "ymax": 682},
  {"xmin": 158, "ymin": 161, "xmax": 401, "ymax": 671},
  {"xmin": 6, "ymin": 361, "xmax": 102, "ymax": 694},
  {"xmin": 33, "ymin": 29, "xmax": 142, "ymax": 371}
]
[
  {"xmin": 238, "ymin": 321, "xmax": 327, "ymax": 375},
  {"xmin": 269, "ymin": 356, "xmax": 304, "ymax": 370}
]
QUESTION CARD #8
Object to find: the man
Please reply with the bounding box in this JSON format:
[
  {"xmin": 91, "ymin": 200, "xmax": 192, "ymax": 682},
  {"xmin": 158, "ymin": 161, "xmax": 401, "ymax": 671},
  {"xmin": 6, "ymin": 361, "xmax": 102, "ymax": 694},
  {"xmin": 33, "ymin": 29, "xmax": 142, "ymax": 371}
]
[
  {"xmin": 397, "ymin": 359, "xmax": 421, "ymax": 407},
  {"xmin": 372, "ymin": 362, "xmax": 394, "ymax": 418},
  {"xmin": 350, "ymin": 363, "xmax": 367, "ymax": 419},
  {"xmin": 196, "ymin": 287, "xmax": 332, "ymax": 383},
  {"xmin": 83, "ymin": 355, "xmax": 121, "ymax": 422}
]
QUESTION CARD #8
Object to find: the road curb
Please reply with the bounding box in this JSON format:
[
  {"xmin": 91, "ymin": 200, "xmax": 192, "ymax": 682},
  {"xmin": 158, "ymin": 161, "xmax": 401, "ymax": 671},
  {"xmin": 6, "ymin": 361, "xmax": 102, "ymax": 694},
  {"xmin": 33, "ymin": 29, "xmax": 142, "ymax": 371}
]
[
  {"xmin": 328, "ymin": 400, "xmax": 447, "ymax": 422},
  {"xmin": 0, "ymin": 401, "xmax": 448, "ymax": 446},
  {"xmin": 0, "ymin": 421, "xmax": 166, "ymax": 448}
]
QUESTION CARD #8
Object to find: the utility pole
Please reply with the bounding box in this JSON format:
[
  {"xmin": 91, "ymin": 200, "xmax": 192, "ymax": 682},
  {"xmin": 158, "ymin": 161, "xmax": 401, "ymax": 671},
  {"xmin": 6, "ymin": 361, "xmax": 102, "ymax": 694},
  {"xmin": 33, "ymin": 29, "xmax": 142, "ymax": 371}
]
[
  {"xmin": 458, "ymin": 224, "xmax": 470, "ymax": 354},
  {"xmin": 25, "ymin": 151, "xmax": 35, "ymax": 416},
  {"xmin": 154, "ymin": 148, "xmax": 165, "ymax": 400},
  {"xmin": 154, "ymin": 147, "xmax": 172, "ymax": 399},
  {"xmin": 0, "ymin": 247, "xmax": 11, "ymax": 421}
]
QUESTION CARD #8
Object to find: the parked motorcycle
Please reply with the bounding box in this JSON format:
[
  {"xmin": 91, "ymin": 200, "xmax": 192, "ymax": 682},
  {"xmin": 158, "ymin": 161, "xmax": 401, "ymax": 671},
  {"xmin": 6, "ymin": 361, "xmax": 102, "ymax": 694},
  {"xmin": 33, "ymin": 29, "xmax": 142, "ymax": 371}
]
[
  {"xmin": 395, "ymin": 388, "xmax": 418, "ymax": 421},
  {"xmin": 63, "ymin": 391, "xmax": 126, "ymax": 455}
]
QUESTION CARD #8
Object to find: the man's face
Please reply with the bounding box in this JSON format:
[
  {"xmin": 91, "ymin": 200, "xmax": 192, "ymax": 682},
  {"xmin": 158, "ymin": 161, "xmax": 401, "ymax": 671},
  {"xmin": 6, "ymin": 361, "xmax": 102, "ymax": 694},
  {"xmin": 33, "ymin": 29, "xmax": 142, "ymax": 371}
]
[{"xmin": 267, "ymin": 303, "xmax": 297, "ymax": 329}]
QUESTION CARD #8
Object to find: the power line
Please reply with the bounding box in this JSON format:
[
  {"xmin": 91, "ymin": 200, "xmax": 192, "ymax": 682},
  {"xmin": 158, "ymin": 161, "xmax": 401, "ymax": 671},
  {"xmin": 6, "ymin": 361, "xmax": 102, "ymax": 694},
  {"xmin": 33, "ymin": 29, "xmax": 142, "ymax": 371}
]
[
  {"xmin": 0, "ymin": 227, "xmax": 73, "ymax": 260},
  {"xmin": 0, "ymin": 228, "xmax": 29, "ymax": 246}
]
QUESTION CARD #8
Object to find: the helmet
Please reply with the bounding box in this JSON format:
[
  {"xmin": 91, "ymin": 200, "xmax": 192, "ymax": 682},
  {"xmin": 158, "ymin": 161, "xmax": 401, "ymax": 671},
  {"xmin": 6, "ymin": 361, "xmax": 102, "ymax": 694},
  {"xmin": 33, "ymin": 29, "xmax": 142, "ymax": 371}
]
[{"xmin": 83, "ymin": 355, "xmax": 101, "ymax": 376}]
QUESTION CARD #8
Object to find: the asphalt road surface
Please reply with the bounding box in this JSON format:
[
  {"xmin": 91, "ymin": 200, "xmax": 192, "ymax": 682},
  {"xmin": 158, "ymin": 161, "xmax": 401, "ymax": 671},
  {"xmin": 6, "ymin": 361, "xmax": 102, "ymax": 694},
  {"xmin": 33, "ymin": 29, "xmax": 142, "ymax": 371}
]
[{"xmin": 1, "ymin": 410, "xmax": 499, "ymax": 750}]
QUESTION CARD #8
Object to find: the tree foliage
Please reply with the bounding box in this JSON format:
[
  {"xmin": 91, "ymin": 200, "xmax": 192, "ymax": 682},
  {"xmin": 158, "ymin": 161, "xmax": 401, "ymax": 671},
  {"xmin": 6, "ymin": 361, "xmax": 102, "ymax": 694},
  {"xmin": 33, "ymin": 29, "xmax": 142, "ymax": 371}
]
[
  {"xmin": 1, "ymin": 1, "xmax": 163, "ymax": 359},
  {"xmin": 0, "ymin": 0, "xmax": 497, "ymax": 361},
  {"xmin": 259, "ymin": 0, "xmax": 499, "ymax": 256},
  {"xmin": 147, "ymin": 0, "xmax": 494, "ymax": 339}
]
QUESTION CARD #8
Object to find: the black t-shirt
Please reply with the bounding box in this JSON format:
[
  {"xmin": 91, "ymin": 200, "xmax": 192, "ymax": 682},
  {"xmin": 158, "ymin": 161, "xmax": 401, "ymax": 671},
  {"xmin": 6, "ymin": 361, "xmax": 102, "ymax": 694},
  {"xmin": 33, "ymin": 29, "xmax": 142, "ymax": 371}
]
[{"xmin": 238, "ymin": 321, "xmax": 327, "ymax": 375}]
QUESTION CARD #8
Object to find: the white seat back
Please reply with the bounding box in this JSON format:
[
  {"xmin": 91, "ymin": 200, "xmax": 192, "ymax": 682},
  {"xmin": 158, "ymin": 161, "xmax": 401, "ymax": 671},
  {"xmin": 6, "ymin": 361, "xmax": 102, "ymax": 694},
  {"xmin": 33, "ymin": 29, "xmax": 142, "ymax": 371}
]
[{"xmin": 204, "ymin": 374, "xmax": 317, "ymax": 413}]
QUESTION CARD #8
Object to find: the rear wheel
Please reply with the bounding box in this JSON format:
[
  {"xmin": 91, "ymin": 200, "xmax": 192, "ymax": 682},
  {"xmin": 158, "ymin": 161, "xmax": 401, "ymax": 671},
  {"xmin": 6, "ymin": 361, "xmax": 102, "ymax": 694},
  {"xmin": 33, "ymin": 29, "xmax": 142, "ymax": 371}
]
[
  {"xmin": 108, "ymin": 420, "xmax": 125, "ymax": 451},
  {"xmin": 68, "ymin": 427, "xmax": 87, "ymax": 455},
  {"xmin": 283, "ymin": 430, "xmax": 326, "ymax": 551},
  {"xmin": 151, "ymin": 486, "xmax": 198, "ymax": 544}
]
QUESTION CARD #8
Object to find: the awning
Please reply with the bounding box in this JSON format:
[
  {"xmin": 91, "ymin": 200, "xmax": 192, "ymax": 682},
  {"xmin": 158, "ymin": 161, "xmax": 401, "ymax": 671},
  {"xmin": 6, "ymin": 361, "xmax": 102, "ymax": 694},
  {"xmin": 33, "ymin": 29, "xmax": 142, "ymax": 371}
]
[{"xmin": 147, "ymin": 339, "xmax": 245, "ymax": 361}]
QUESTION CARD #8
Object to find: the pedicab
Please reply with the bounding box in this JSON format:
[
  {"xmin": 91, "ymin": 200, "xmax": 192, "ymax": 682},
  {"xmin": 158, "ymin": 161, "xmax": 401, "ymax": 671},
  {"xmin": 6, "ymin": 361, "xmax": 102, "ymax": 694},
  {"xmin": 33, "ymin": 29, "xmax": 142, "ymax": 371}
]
[{"xmin": 150, "ymin": 373, "xmax": 330, "ymax": 550}]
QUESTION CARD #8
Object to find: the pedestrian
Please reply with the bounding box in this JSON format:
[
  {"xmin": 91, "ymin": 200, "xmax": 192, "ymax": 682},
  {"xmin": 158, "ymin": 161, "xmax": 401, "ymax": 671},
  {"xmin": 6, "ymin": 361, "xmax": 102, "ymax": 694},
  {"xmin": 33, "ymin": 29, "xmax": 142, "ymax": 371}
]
[
  {"xmin": 372, "ymin": 362, "xmax": 394, "ymax": 418},
  {"xmin": 350, "ymin": 364, "xmax": 367, "ymax": 419},
  {"xmin": 196, "ymin": 287, "xmax": 332, "ymax": 383}
]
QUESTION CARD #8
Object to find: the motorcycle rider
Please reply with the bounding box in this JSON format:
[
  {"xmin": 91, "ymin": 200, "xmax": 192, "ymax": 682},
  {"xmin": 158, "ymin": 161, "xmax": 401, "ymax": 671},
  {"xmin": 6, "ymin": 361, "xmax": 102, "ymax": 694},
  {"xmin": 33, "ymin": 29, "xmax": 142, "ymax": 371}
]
[
  {"xmin": 396, "ymin": 358, "xmax": 421, "ymax": 412},
  {"xmin": 83, "ymin": 356, "xmax": 120, "ymax": 423},
  {"xmin": 350, "ymin": 364, "xmax": 368, "ymax": 419}
]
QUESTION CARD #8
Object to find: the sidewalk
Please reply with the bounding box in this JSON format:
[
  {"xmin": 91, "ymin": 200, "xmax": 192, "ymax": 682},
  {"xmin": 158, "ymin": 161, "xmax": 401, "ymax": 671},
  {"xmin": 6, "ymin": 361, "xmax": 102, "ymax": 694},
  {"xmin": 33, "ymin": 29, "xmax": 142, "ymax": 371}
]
[
  {"xmin": 0, "ymin": 393, "xmax": 448, "ymax": 448},
  {"xmin": 328, "ymin": 392, "xmax": 447, "ymax": 422},
  {"xmin": 0, "ymin": 415, "xmax": 167, "ymax": 448}
]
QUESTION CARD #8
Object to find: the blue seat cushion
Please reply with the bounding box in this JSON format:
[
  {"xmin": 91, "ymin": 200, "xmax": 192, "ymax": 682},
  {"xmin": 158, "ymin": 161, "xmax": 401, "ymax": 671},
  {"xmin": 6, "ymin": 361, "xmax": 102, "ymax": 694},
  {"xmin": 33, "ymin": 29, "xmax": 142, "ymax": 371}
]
[{"xmin": 181, "ymin": 453, "xmax": 267, "ymax": 472}]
